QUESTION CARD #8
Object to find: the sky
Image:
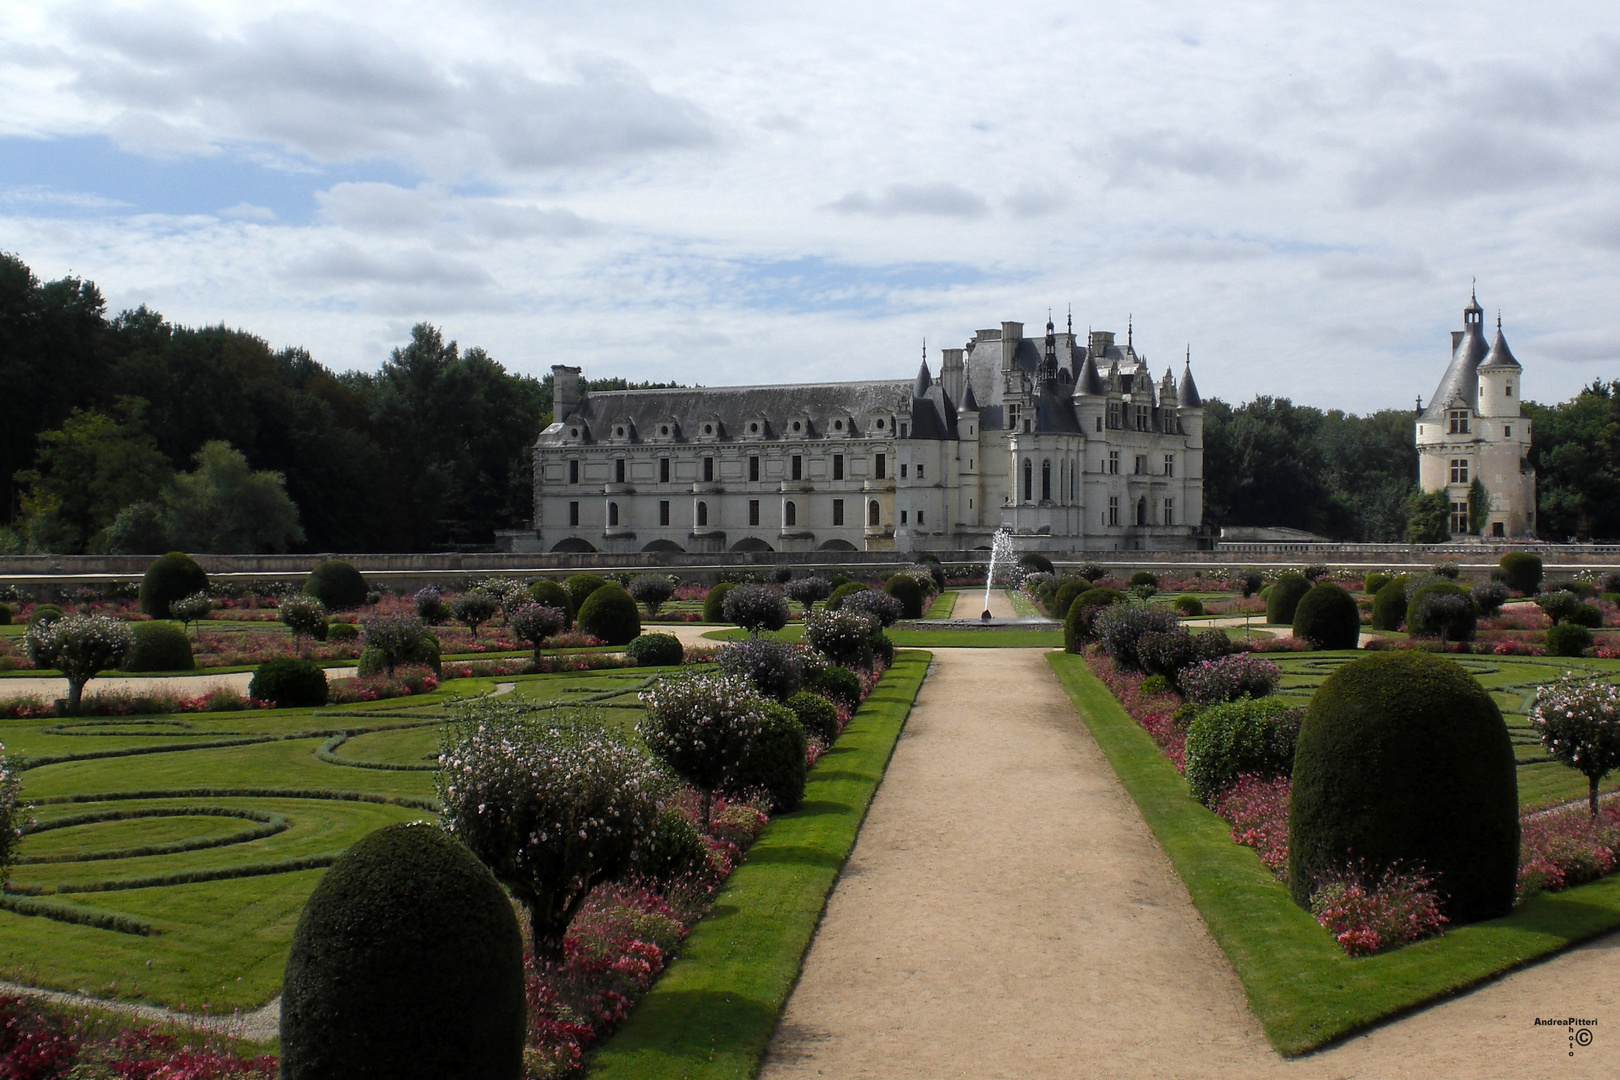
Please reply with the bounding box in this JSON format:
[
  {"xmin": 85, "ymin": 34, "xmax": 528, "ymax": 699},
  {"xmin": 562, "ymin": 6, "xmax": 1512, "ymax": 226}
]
[{"xmin": 2, "ymin": 0, "xmax": 1618, "ymax": 413}]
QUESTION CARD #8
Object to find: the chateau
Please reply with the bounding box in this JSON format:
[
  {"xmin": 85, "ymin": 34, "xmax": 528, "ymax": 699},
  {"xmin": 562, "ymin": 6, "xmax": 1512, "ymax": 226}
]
[
  {"xmin": 528, "ymin": 315, "xmax": 1207, "ymax": 555},
  {"xmin": 1416, "ymin": 290, "xmax": 1536, "ymax": 538}
]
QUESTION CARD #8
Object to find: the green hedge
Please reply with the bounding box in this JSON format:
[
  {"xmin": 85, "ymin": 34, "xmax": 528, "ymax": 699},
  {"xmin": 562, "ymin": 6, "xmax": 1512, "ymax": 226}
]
[
  {"xmin": 123, "ymin": 620, "xmax": 195, "ymax": 672},
  {"xmin": 0, "ymin": 894, "xmax": 154, "ymax": 936}
]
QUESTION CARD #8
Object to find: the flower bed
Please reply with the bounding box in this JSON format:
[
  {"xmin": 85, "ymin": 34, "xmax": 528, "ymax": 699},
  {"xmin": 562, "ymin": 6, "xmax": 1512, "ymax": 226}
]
[
  {"xmin": 0, "ymin": 687, "xmax": 267, "ymax": 720},
  {"xmin": 0, "ymin": 996, "xmax": 275, "ymax": 1079}
]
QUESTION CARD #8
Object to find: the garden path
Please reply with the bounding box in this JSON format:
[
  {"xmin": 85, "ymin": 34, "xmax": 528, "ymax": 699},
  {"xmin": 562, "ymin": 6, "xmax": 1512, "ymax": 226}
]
[
  {"xmin": 0, "ymin": 978, "xmax": 281, "ymax": 1042},
  {"xmin": 0, "ymin": 667, "xmax": 359, "ymax": 701},
  {"xmin": 758, "ymin": 647, "xmax": 1615, "ymax": 1079}
]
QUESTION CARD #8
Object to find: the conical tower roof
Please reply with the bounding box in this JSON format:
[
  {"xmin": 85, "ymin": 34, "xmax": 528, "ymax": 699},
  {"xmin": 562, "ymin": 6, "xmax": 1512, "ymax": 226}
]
[
  {"xmin": 1421, "ymin": 290, "xmax": 1489, "ymax": 421},
  {"xmin": 1073, "ymin": 352, "xmax": 1105, "ymax": 396},
  {"xmin": 1480, "ymin": 316, "xmax": 1521, "ymax": 370},
  {"xmin": 960, "ymin": 378, "xmax": 979, "ymax": 411},
  {"xmin": 1177, "ymin": 353, "xmax": 1202, "ymax": 408},
  {"xmin": 914, "ymin": 357, "xmax": 932, "ymax": 397}
]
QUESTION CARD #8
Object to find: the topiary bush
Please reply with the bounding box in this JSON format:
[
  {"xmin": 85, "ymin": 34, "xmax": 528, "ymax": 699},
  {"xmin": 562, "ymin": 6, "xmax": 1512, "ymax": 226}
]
[
  {"xmin": 1288, "ymin": 651, "xmax": 1519, "ymax": 925},
  {"xmin": 413, "ymin": 586, "xmax": 449, "ymax": 625},
  {"xmin": 787, "ymin": 691, "xmax": 840, "ymax": 744},
  {"xmin": 0, "ymin": 603, "xmax": 10, "ymax": 626},
  {"xmin": 26, "ymin": 604, "xmax": 63, "ymax": 626},
  {"xmin": 640, "ymin": 674, "xmax": 768, "ymax": 830},
  {"xmin": 626, "ymin": 633, "xmax": 684, "ymax": 667},
  {"xmin": 305, "ymin": 559, "xmax": 368, "ymax": 610},
  {"xmin": 728, "ymin": 701, "xmax": 808, "ymax": 812},
  {"xmin": 280, "ymin": 594, "xmax": 328, "ymax": 647},
  {"xmin": 358, "ymin": 631, "xmax": 440, "ymax": 677},
  {"xmin": 327, "ymin": 621, "xmax": 359, "ymax": 641},
  {"xmin": 563, "ymin": 574, "xmax": 609, "ymax": 614},
  {"xmin": 1136, "ymin": 627, "xmax": 1197, "ymax": 682},
  {"xmin": 721, "ymin": 585, "xmax": 790, "ymax": 634},
  {"xmin": 804, "ymin": 665, "xmax": 862, "ymax": 709},
  {"xmin": 882, "ymin": 574, "xmax": 924, "ymax": 619},
  {"xmin": 1063, "ymin": 587, "xmax": 1125, "ymax": 653},
  {"xmin": 1129, "ymin": 570, "xmax": 1159, "ymax": 588},
  {"xmin": 1499, "ymin": 552, "xmax": 1543, "ymax": 595},
  {"xmin": 139, "ymin": 552, "xmax": 208, "ymax": 619},
  {"xmin": 170, "ymin": 591, "xmax": 213, "ymax": 637},
  {"xmin": 1534, "ymin": 590, "xmax": 1581, "ymax": 625},
  {"xmin": 449, "ymin": 591, "xmax": 499, "ymax": 636},
  {"xmin": 629, "ymin": 806, "xmax": 713, "ymax": 885},
  {"xmin": 1370, "ymin": 578, "xmax": 1410, "ymax": 631},
  {"xmin": 280, "ymin": 822, "xmax": 525, "ymax": 1080},
  {"xmin": 784, "ymin": 576, "xmax": 833, "ymax": 613},
  {"xmin": 802, "ymin": 608, "xmax": 875, "ymax": 669},
  {"xmin": 701, "ymin": 582, "xmax": 736, "ymax": 623},
  {"xmin": 1184, "ymin": 698, "xmax": 1304, "ymax": 805},
  {"xmin": 1471, "ymin": 582, "xmax": 1510, "ymax": 616},
  {"xmin": 360, "ymin": 614, "xmax": 431, "ymax": 675},
  {"xmin": 628, "ymin": 574, "xmax": 677, "ymax": 616},
  {"xmin": 249, "ymin": 658, "xmax": 329, "ymax": 707},
  {"xmin": 1018, "ymin": 552, "xmax": 1054, "ymax": 576},
  {"xmin": 1052, "ymin": 579, "xmax": 1090, "ymax": 620},
  {"xmin": 507, "ymin": 603, "xmax": 567, "ymax": 659},
  {"xmin": 1173, "ymin": 593, "xmax": 1204, "ymax": 616},
  {"xmin": 1407, "ymin": 582, "xmax": 1477, "ymax": 642},
  {"xmin": 1265, "ymin": 573, "xmax": 1311, "ymax": 625},
  {"xmin": 825, "ymin": 581, "xmax": 869, "ymax": 611},
  {"xmin": 123, "ymin": 621, "xmax": 195, "ymax": 672},
  {"xmin": 842, "ymin": 589, "xmax": 902, "ymax": 628},
  {"xmin": 1568, "ymin": 603, "xmax": 1604, "ymax": 629},
  {"xmin": 1546, "ymin": 623, "xmax": 1594, "ymax": 657},
  {"xmin": 1292, "ymin": 582, "xmax": 1361, "ymax": 650},
  {"xmin": 525, "ymin": 579, "xmax": 574, "ymax": 625},
  {"xmin": 25, "ymin": 613, "xmax": 133, "ymax": 714},
  {"xmin": 1363, "ymin": 572, "xmax": 1392, "ymax": 596},
  {"xmin": 719, "ymin": 638, "xmax": 804, "ymax": 700},
  {"xmin": 576, "ymin": 583, "xmax": 642, "ymax": 646}
]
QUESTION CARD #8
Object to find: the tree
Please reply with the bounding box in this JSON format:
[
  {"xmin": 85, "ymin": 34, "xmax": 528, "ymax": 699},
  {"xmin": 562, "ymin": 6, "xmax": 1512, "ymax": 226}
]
[
  {"xmin": 627, "ymin": 574, "xmax": 676, "ymax": 616},
  {"xmin": 639, "ymin": 674, "xmax": 769, "ymax": 832},
  {"xmin": 280, "ymin": 595, "xmax": 328, "ymax": 653},
  {"xmin": 784, "ymin": 576, "xmax": 833, "ymax": 613},
  {"xmin": 449, "ymin": 592, "xmax": 499, "ymax": 637},
  {"xmin": 13, "ymin": 401, "xmax": 172, "ymax": 553},
  {"xmin": 1467, "ymin": 477, "xmax": 1490, "ymax": 536},
  {"xmin": 162, "ymin": 441, "xmax": 304, "ymax": 553},
  {"xmin": 507, "ymin": 603, "xmax": 566, "ymax": 660},
  {"xmin": 170, "ymin": 591, "xmax": 214, "ymax": 640},
  {"xmin": 360, "ymin": 614, "xmax": 428, "ymax": 676},
  {"xmin": 1403, "ymin": 490, "xmax": 1450, "ymax": 544},
  {"xmin": 1531, "ymin": 674, "xmax": 1620, "ymax": 817},
  {"xmin": 24, "ymin": 614, "xmax": 134, "ymax": 714}
]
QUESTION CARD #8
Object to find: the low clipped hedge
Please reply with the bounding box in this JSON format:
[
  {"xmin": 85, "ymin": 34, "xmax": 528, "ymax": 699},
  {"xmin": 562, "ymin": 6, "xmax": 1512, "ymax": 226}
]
[
  {"xmin": 526, "ymin": 579, "xmax": 575, "ymax": 625},
  {"xmin": 626, "ymin": 633, "xmax": 684, "ymax": 667},
  {"xmin": 305, "ymin": 559, "xmax": 368, "ymax": 610},
  {"xmin": 1063, "ymin": 587, "xmax": 1125, "ymax": 653},
  {"xmin": 1184, "ymin": 698, "xmax": 1304, "ymax": 806},
  {"xmin": 1370, "ymin": 578, "xmax": 1410, "ymax": 631},
  {"xmin": 577, "ymin": 583, "xmax": 642, "ymax": 646},
  {"xmin": 882, "ymin": 574, "xmax": 925, "ymax": 619},
  {"xmin": 249, "ymin": 658, "xmax": 329, "ymax": 707},
  {"xmin": 786, "ymin": 691, "xmax": 840, "ymax": 744},
  {"xmin": 139, "ymin": 551, "xmax": 208, "ymax": 619},
  {"xmin": 1498, "ymin": 551, "xmax": 1543, "ymax": 595},
  {"xmin": 280, "ymin": 822, "xmax": 526, "ymax": 1080},
  {"xmin": 564, "ymin": 573, "xmax": 610, "ymax": 614},
  {"xmin": 122, "ymin": 621, "xmax": 195, "ymax": 672},
  {"xmin": 1265, "ymin": 573, "xmax": 1311, "ymax": 625},
  {"xmin": 27, "ymin": 604, "xmax": 63, "ymax": 625},
  {"xmin": 1289, "ymin": 652, "xmax": 1519, "ymax": 925},
  {"xmin": 1291, "ymin": 583, "xmax": 1360, "ymax": 650},
  {"xmin": 702, "ymin": 582, "xmax": 736, "ymax": 623},
  {"xmin": 1547, "ymin": 623, "xmax": 1594, "ymax": 657}
]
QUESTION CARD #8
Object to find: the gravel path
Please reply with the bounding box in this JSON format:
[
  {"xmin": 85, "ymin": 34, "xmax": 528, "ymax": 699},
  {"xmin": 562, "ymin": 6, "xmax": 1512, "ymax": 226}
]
[
  {"xmin": 0, "ymin": 979, "xmax": 281, "ymax": 1042},
  {"xmin": 0, "ymin": 668, "xmax": 359, "ymax": 701},
  {"xmin": 759, "ymin": 647, "xmax": 1615, "ymax": 1079}
]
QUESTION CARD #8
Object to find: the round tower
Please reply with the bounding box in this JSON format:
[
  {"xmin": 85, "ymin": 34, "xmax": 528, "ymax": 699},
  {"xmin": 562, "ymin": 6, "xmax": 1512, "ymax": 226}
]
[{"xmin": 1476, "ymin": 315, "xmax": 1521, "ymax": 419}]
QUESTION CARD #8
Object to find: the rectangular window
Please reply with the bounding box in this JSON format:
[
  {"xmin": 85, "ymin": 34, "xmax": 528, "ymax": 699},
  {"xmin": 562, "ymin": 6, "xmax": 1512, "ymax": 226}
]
[
  {"xmin": 832, "ymin": 499, "xmax": 845, "ymax": 525},
  {"xmin": 1108, "ymin": 450, "xmax": 1120, "ymax": 475},
  {"xmin": 900, "ymin": 463, "xmax": 908, "ymax": 478},
  {"xmin": 1134, "ymin": 455, "xmax": 1146, "ymax": 475},
  {"xmin": 749, "ymin": 456, "xmax": 760, "ymax": 481},
  {"xmin": 1450, "ymin": 501, "xmax": 1469, "ymax": 534},
  {"xmin": 1450, "ymin": 458, "xmax": 1469, "ymax": 484},
  {"xmin": 1504, "ymin": 425, "xmax": 1512, "ymax": 438},
  {"xmin": 749, "ymin": 500, "xmax": 760, "ymax": 526},
  {"xmin": 659, "ymin": 500, "xmax": 670, "ymax": 526},
  {"xmin": 703, "ymin": 456, "xmax": 714, "ymax": 482},
  {"xmin": 917, "ymin": 509, "xmax": 925, "ymax": 525},
  {"xmin": 568, "ymin": 459, "xmax": 579, "ymax": 484},
  {"xmin": 900, "ymin": 422, "xmax": 909, "ymax": 438},
  {"xmin": 1163, "ymin": 498, "xmax": 1174, "ymax": 526},
  {"xmin": 1449, "ymin": 410, "xmax": 1470, "ymax": 434},
  {"xmin": 1506, "ymin": 382, "xmax": 1513, "ymax": 396},
  {"xmin": 659, "ymin": 457, "xmax": 670, "ymax": 483},
  {"xmin": 900, "ymin": 510, "xmax": 908, "ymax": 524},
  {"xmin": 833, "ymin": 454, "xmax": 844, "ymax": 480},
  {"xmin": 1164, "ymin": 454, "xmax": 1174, "ymax": 477},
  {"xmin": 1108, "ymin": 496, "xmax": 1119, "ymax": 526},
  {"xmin": 917, "ymin": 463, "xmax": 925, "ymax": 478},
  {"xmin": 875, "ymin": 453, "xmax": 887, "ymax": 479},
  {"xmin": 569, "ymin": 501, "xmax": 580, "ymax": 526},
  {"xmin": 615, "ymin": 458, "xmax": 625, "ymax": 483},
  {"xmin": 1006, "ymin": 404, "xmax": 1020, "ymax": 430},
  {"xmin": 1107, "ymin": 402, "xmax": 1121, "ymax": 429},
  {"xmin": 791, "ymin": 455, "xmax": 802, "ymax": 480},
  {"xmin": 1096, "ymin": 416, "xmax": 1102, "ymax": 432},
  {"xmin": 1136, "ymin": 404, "xmax": 1150, "ymax": 431}
]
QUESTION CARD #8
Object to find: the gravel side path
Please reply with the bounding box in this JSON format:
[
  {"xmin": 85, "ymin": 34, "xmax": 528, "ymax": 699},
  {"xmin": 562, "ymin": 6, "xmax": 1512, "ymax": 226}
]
[
  {"xmin": 758, "ymin": 647, "xmax": 1615, "ymax": 1079},
  {"xmin": 0, "ymin": 979, "xmax": 280, "ymax": 1042},
  {"xmin": 0, "ymin": 668, "xmax": 359, "ymax": 701}
]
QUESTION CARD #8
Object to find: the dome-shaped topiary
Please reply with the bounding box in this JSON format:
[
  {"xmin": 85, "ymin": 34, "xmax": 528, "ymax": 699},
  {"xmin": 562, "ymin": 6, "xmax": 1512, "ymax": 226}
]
[
  {"xmin": 1288, "ymin": 651, "xmax": 1519, "ymax": 925},
  {"xmin": 1173, "ymin": 594, "xmax": 1204, "ymax": 616},
  {"xmin": 250, "ymin": 658, "xmax": 329, "ymax": 707},
  {"xmin": 786, "ymin": 691, "xmax": 840, "ymax": 743},
  {"xmin": 882, "ymin": 574, "xmax": 924, "ymax": 619},
  {"xmin": 305, "ymin": 560, "xmax": 368, "ymax": 610},
  {"xmin": 27, "ymin": 604, "xmax": 64, "ymax": 626},
  {"xmin": 1407, "ymin": 581, "xmax": 1477, "ymax": 642},
  {"xmin": 140, "ymin": 552, "xmax": 208, "ymax": 620},
  {"xmin": 1018, "ymin": 552, "xmax": 1055, "ymax": 575},
  {"xmin": 576, "ymin": 583, "xmax": 642, "ymax": 645},
  {"xmin": 701, "ymin": 582, "xmax": 736, "ymax": 623},
  {"xmin": 1291, "ymin": 583, "xmax": 1361, "ymax": 650},
  {"xmin": 563, "ymin": 573, "xmax": 609, "ymax": 614},
  {"xmin": 123, "ymin": 621, "xmax": 195, "ymax": 672},
  {"xmin": 1546, "ymin": 622, "xmax": 1593, "ymax": 657},
  {"xmin": 1370, "ymin": 578, "xmax": 1410, "ymax": 631},
  {"xmin": 1498, "ymin": 552, "xmax": 1543, "ymax": 595},
  {"xmin": 1265, "ymin": 573, "xmax": 1311, "ymax": 625},
  {"xmin": 525, "ymin": 579, "xmax": 574, "ymax": 625},
  {"xmin": 804, "ymin": 665, "xmax": 862, "ymax": 708},
  {"xmin": 1363, "ymin": 572, "xmax": 1392, "ymax": 596},
  {"xmin": 1052, "ymin": 579, "xmax": 1090, "ymax": 620},
  {"xmin": 1129, "ymin": 570, "xmax": 1159, "ymax": 588},
  {"xmin": 727, "ymin": 701, "xmax": 808, "ymax": 812},
  {"xmin": 825, "ymin": 581, "xmax": 869, "ymax": 611},
  {"xmin": 280, "ymin": 822, "xmax": 525, "ymax": 1080},
  {"xmin": 626, "ymin": 633, "xmax": 684, "ymax": 667},
  {"xmin": 1063, "ymin": 587, "xmax": 1125, "ymax": 653}
]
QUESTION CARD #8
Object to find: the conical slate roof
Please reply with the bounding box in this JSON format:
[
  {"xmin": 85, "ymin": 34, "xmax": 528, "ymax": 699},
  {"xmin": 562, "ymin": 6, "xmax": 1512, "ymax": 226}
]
[
  {"xmin": 1177, "ymin": 359, "xmax": 1202, "ymax": 408},
  {"xmin": 1421, "ymin": 293, "xmax": 1490, "ymax": 422},
  {"xmin": 1480, "ymin": 320, "xmax": 1521, "ymax": 370},
  {"xmin": 1073, "ymin": 353, "xmax": 1104, "ymax": 396},
  {"xmin": 914, "ymin": 359, "xmax": 932, "ymax": 398},
  {"xmin": 960, "ymin": 378, "xmax": 979, "ymax": 411}
]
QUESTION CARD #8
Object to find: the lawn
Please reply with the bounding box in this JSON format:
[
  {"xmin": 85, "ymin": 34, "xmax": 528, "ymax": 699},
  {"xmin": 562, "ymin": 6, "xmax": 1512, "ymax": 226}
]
[{"xmin": 1048, "ymin": 651, "xmax": 1620, "ymax": 1055}]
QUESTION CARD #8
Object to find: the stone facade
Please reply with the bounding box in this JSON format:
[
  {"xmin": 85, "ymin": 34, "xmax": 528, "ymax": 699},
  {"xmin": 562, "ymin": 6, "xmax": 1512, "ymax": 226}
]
[
  {"xmin": 530, "ymin": 315, "xmax": 1207, "ymax": 554},
  {"xmin": 1416, "ymin": 290, "xmax": 1536, "ymax": 538}
]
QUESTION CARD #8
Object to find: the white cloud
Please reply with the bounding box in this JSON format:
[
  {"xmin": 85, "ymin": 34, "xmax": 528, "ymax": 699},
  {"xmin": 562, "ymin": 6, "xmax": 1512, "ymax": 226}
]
[
  {"xmin": 828, "ymin": 182, "xmax": 989, "ymax": 218},
  {"xmin": 217, "ymin": 201, "xmax": 276, "ymax": 222}
]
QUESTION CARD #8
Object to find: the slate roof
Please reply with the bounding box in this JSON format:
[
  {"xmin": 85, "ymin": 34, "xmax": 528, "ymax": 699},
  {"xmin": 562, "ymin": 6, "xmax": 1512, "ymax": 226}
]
[
  {"xmin": 1480, "ymin": 321, "xmax": 1521, "ymax": 371},
  {"xmin": 1422, "ymin": 292, "xmax": 1490, "ymax": 422},
  {"xmin": 1177, "ymin": 360, "xmax": 1202, "ymax": 407}
]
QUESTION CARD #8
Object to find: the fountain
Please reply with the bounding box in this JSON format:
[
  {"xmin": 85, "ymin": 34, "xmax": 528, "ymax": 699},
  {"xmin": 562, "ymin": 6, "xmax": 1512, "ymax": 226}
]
[{"xmin": 981, "ymin": 528, "xmax": 1016, "ymax": 620}]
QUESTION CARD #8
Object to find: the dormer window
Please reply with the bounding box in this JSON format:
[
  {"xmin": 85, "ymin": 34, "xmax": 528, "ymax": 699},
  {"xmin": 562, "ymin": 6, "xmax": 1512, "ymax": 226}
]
[
  {"xmin": 749, "ymin": 422, "xmax": 760, "ymax": 434},
  {"xmin": 660, "ymin": 425, "xmax": 670, "ymax": 436},
  {"xmin": 704, "ymin": 423, "xmax": 714, "ymax": 435},
  {"xmin": 569, "ymin": 428, "xmax": 579, "ymax": 438},
  {"xmin": 834, "ymin": 419, "xmax": 844, "ymax": 431},
  {"xmin": 876, "ymin": 419, "xmax": 885, "ymax": 429},
  {"xmin": 1448, "ymin": 410, "xmax": 1470, "ymax": 434},
  {"xmin": 791, "ymin": 421, "xmax": 802, "ymax": 432},
  {"xmin": 615, "ymin": 426, "xmax": 625, "ymax": 437}
]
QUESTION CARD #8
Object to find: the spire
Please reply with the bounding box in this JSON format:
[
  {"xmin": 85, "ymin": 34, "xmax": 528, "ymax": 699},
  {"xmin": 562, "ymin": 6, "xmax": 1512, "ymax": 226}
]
[
  {"xmin": 1481, "ymin": 315, "xmax": 1521, "ymax": 370},
  {"xmin": 1074, "ymin": 351, "xmax": 1104, "ymax": 396},
  {"xmin": 914, "ymin": 354, "xmax": 932, "ymax": 397},
  {"xmin": 960, "ymin": 376, "xmax": 979, "ymax": 411},
  {"xmin": 1127, "ymin": 314, "xmax": 1133, "ymax": 350},
  {"xmin": 1067, "ymin": 304, "xmax": 1073, "ymax": 336},
  {"xmin": 1177, "ymin": 346, "xmax": 1202, "ymax": 408}
]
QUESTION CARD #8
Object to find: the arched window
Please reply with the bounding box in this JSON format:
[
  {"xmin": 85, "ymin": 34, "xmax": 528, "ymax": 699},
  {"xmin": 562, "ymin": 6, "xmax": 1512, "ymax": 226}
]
[
  {"xmin": 1022, "ymin": 459, "xmax": 1033, "ymax": 503},
  {"xmin": 785, "ymin": 501, "xmax": 797, "ymax": 527},
  {"xmin": 868, "ymin": 500, "xmax": 880, "ymax": 526},
  {"xmin": 608, "ymin": 502, "xmax": 619, "ymax": 526},
  {"xmin": 1136, "ymin": 497, "xmax": 1147, "ymax": 526},
  {"xmin": 696, "ymin": 501, "xmax": 708, "ymax": 527},
  {"xmin": 1041, "ymin": 460, "xmax": 1052, "ymax": 502}
]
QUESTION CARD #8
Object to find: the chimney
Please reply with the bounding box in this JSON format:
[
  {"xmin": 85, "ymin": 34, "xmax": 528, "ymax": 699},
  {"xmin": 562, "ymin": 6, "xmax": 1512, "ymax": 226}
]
[
  {"xmin": 1450, "ymin": 331, "xmax": 1464, "ymax": 351},
  {"xmin": 552, "ymin": 365, "xmax": 582, "ymax": 420},
  {"xmin": 1000, "ymin": 321, "xmax": 1023, "ymax": 370},
  {"xmin": 940, "ymin": 347, "xmax": 965, "ymax": 401}
]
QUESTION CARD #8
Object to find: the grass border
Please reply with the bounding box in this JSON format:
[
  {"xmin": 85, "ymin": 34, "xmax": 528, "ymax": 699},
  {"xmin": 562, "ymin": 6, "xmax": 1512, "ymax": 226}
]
[
  {"xmin": 1046, "ymin": 651, "xmax": 1620, "ymax": 1055},
  {"xmin": 584, "ymin": 650, "xmax": 931, "ymax": 1080}
]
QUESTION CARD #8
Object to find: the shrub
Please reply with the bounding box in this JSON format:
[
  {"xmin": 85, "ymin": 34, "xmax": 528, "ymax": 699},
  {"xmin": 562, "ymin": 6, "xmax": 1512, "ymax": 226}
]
[
  {"xmin": 721, "ymin": 585, "xmax": 790, "ymax": 635},
  {"xmin": 525, "ymin": 579, "xmax": 574, "ymax": 625},
  {"xmin": 327, "ymin": 621, "xmax": 360, "ymax": 641},
  {"xmin": 1431, "ymin": 561, "xmax": 1460, "ymax": 579},
  {"xmin": 473, "ymin": 577, "xmax": 528, "ymax": 617},
  {"xmin": 170, "ymin": 590, "xmax": 214, "ymax": 636},
  {"xmin": 1471, "ymin": 582, "xmax": 1510, "ymax": 616},
  {"xmin": 802, "ymin": 608, "xmax": 873, "ymax": 668},
  {"xmin": 1288, "ymin": 651, "xmax": 1519, "ymax": 925},
  {"xmin": 1063, "ymin": 587, "xmax": 1125, "ymax": 653},
  {"xmin": 1569, "ymin": 602, "xmax": 1604, "ymax": 629},
  {"xmin": 1265, "ymin": 573, "xmax": 1311, "ymax": 625},
  {"xmin": 575, "ymin": 584, "xmax": 642, "ymax": 646},
  {"xmin": 719, "ymin": 638, "xmax": 803, "ymax": 700},
  {"xmin": 804, "ymin": 665, "xmax": 863, "ymax": 709},
  {"xmin": 248, "ymin": 658, "xmax": 329, "ymax": 707},
  {"xmin": 360, "ymin": 614, "xmax": 431, "ymax": 676},
  {"xmin": 413, "ymin": 587, "xmax": 449, "ymax": 625},
  {"xmin": 729, "ymin": 701, "xmax": 808, "ymax": 812},
  {"xmin": 280, "ymin": 821, "xmax": 525, "ymax": 1080},
  {"xmin": 139, "ymin": 551, "xmax": 209, "ymax": 619},
  {"xmin": 563, "ymin": 573, "xmax": 609, "ymax": 613},
  {"xmin": 1407, "ymin": 582, "xmax": 1477, "ymax": 642},
  {"xmin": 1184, "ymin": 698, "xmax": 1305, "ymax": 805},
  {"xmin": 842, "ymin": 589, "xmax": 903, "ymax": 628},
  {"xmin": 508, "ymin": 603, "xmax": 567, "ymax": 659},
  {"xmin": 1178, "ymin": 653, "xmax": 1281, "ymax": 707},
  {"xmin": 1093, "ymin": 605, "xmax": 1180, "ymax": 672},
  {"xmin": 1499, "ymin": 551, "xmax": 1543, "ymax": 594},
  {"xmin": 787, "ymin": 691, "xmax": 840, "ymax": 744},
  {"xmin": 1370, "ymin": 578, "xmax": 1410, "ymax": 631},
  {"xmin": 449, "ymin": 591, "xmax": 500, "ymax": 636},
  {"xmin": 882, "ymin": 574, "xmax": 925, "ymax": 619},
  {"xmin": 1292, "ymin": 582, "xmax": 1361, "ymax": 650},
  {"xmin": 123, "ymin": 620, "xmax": 195, "ymax": 672},
  {"xmin": 1051, "ymin": 579, "xmax": 1090, "ymax": 620},
  {"xmin": 305, "ymin": 559, "xmax": 368, "ymax": 610},
  {"xmin": 1363, "ymin": 572, "xmax": 1392, "ymax": 595},
  {"xmin": 1240, "ymin": 572, "xmax": 1264, "ymax": 597},
  {"xmin": 626, "ymin": 633, "xmax": 684, "ymax": 667},
  {"xmin": 1136, "ymin": 627, "xmax": 1197, "ymax": 682},
  {"xmin": 701, "ymin": 582, "xmax": 736, "ymax": 623},
  {"xmin": 27, "ymin": 604, "xmax": 63, "ymax": 625},
  {"xmin": 1546, "ymin": 623, "xmax": 1594, "ymax": 657},
  {"xmin": 280, "ymin": 594, "xmax": 328, "ymax": 647},
  {"xmin": 24, "ymin": 614, "xmax": 133, "ymax": 714},
  {"xmin": 629, "ymin": 806, "xmax": 713, "ymax": 884},
  {"xmin": 1129, "ymin": 570, "xmax": 1159, "ymax": 588},
  {"xmin": 1534, "ymin": 590, "xmax": 1580, "ymax": 625},
  {"xmin": 1530, "ymin": 674, "xmax": 1620, "ymax": 817},
  {"xmin": 784, "ymin": 576, "xmax": 833, "ymax": 613},
  {"xmin": 1173, "ymin": 594, "xmax": 1204, "ymax": 616},
  {"xmin": 825, "ymin": 581, "xmax": 869, "ymax": 611},
  {"xmin": 1019, "ymin": 552, "xmax": 1054, "ymax": 575},
  {"xmin": 640, "ymin": 674, "xmax": 768, "ymax": 830},
  {"xmin": 628, "ymin": 574, "xmax": 677, "ymax": 616}
]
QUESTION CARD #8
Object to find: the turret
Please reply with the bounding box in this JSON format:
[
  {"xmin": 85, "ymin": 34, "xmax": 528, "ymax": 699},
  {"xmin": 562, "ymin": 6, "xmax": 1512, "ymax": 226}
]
[
  {"xmin": 1477, "ymin": 315, "xmax": 1522, "ymax": 419},
  {"xmin": 1177, "ymin": 351, "xmax": 1204, "ymax": 442}
]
